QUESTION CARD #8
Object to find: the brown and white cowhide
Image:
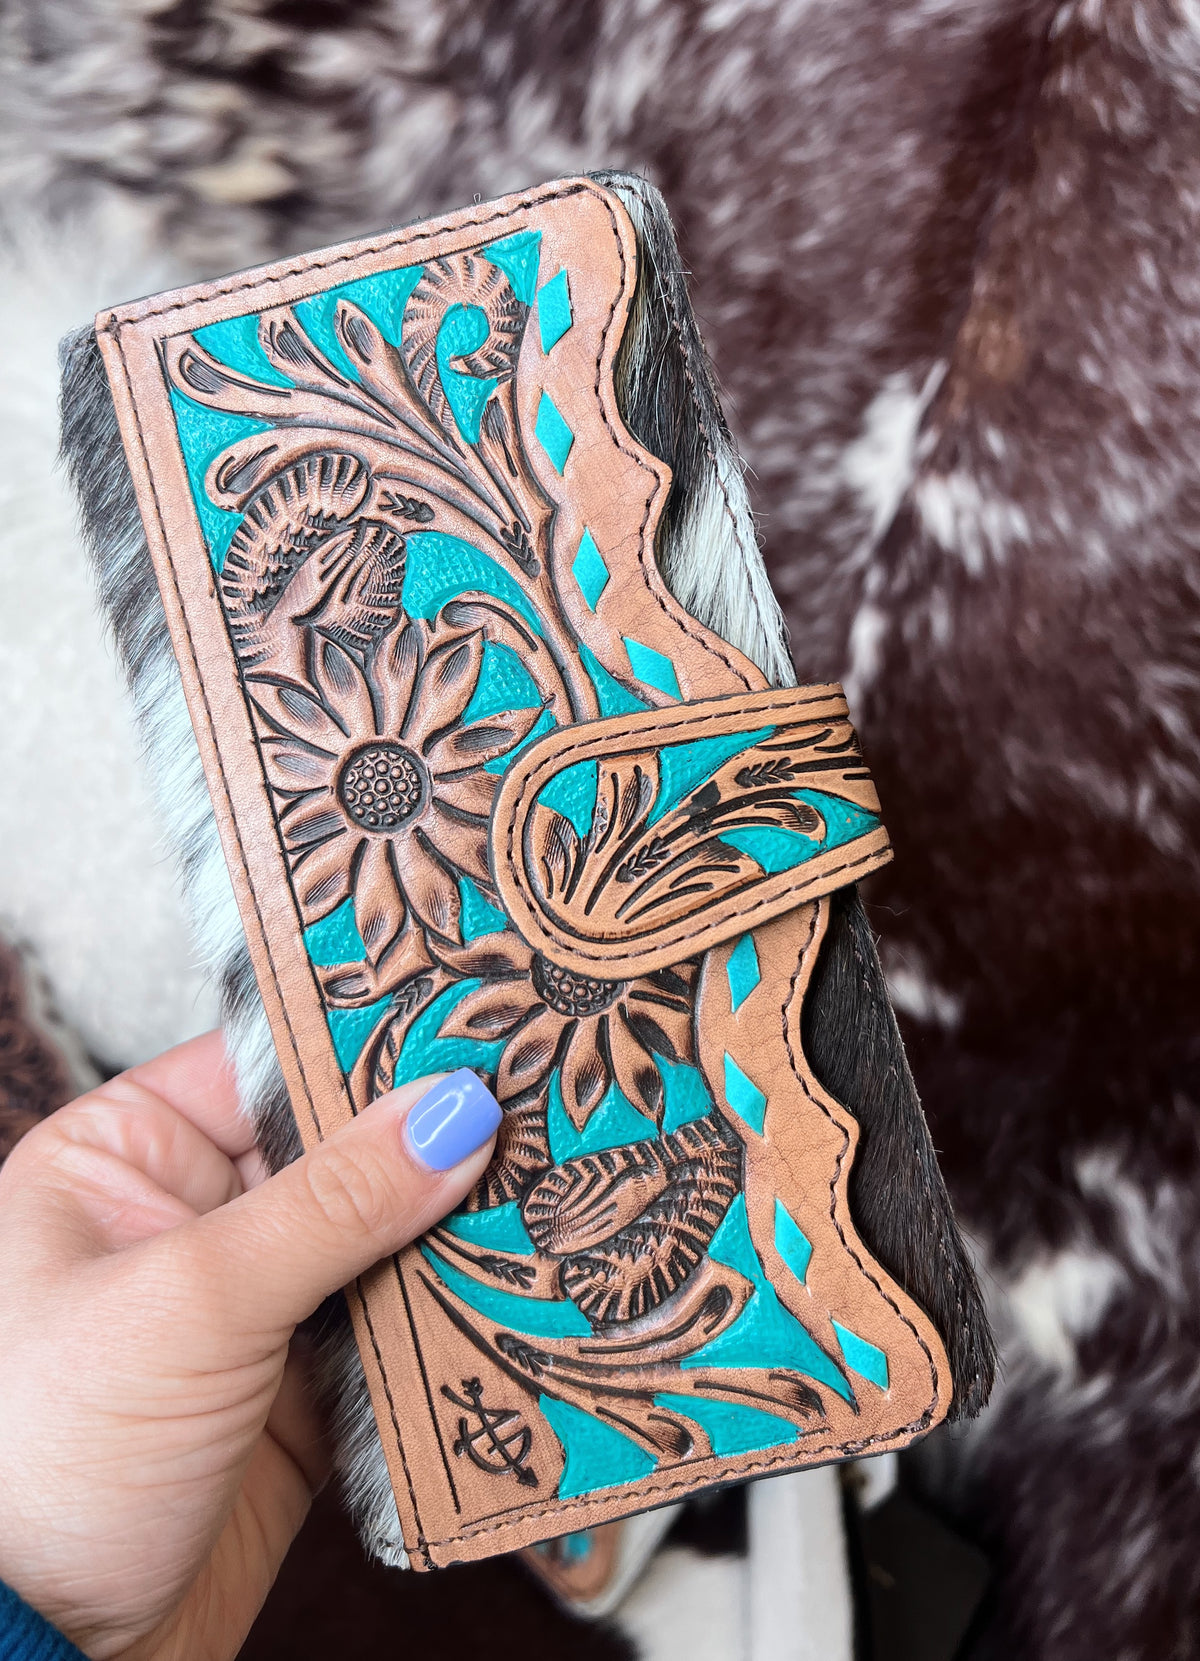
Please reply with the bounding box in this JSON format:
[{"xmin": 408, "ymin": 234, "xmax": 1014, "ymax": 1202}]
[{"xmin": 2, "ymin": 1, "xmax": 1198, "ymax": 1654}]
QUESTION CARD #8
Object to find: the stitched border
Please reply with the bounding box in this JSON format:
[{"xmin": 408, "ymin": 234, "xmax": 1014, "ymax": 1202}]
[
  {"xmin": 582, "ymin": 189, "xmax": 758, "ymax": 694},
  {"xmin": 102, "ymin": 187, "xmax": 592, "ymax": 324},
  {"xmin": 108, "ymin": 329, "xmax": 325, "ymax": 1148},
  {"xmin": 780, "ymin": 913, "xmax": 942, "ymax": 1442},
  {"xmin": 404, "ymin": 903, "xmax": 940, "ymax": 1553},
  {"xmin": 352, "ymin": 1281, "xmax": 431, "ymax": 1569},
  {"xmin": 109, "ymin": 178, "xmax": 938, "ymax": 1558}
]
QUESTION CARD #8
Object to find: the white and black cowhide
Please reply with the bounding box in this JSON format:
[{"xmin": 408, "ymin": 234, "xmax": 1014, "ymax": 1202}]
[{"xmin": 4, "ymin": 0, "xmax": 1198, "ymax": 1653}]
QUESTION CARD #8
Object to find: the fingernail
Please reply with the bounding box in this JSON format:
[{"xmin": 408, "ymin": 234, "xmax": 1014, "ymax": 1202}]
[{"xmin": 404, "ymin": 1069, "xmax": 502, "ymax": 1172}]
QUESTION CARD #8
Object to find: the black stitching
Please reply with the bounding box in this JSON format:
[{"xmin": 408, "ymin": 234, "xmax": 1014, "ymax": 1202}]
[
  {"xmin": 498, "ymin": 689, "xmax": 890, "ymax": 962},
  {"xmin": 110, "ymin": 181, "xmax": 933, "ymax": 1558}
]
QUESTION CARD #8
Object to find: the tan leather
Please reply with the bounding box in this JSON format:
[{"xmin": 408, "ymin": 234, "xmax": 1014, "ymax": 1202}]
[
  {"xmin": 492, "ymin": 685, "xmax": 891, "ymax": 976},
  {"xmin": 94, "ymin": 176, "xmax": 949, "ymax": 1568}
]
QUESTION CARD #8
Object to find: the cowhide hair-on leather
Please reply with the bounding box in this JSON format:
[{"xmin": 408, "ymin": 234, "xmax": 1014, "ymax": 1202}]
[
  {"xmin": 60, "ymin": 171, "xmax": 992, "ymax": 1567},
  {"xmin": 22, "ymin": 0, "xmax": 1200, "ymax": 1644}
]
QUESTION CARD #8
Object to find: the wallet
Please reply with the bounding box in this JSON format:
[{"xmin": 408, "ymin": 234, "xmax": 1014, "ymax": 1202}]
[{"xmin": 64, "ymin": 172, "xmax": 992, "ymax": 1570}]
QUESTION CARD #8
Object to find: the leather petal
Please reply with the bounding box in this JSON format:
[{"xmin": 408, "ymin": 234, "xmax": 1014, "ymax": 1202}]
[
  {"xmin": 401, "ymin": 835, "xmax": 462, "ymax": 941},
  {"xmin": 310, "ymin": 634, "xmax": 376, "ymax": 737},
  {"xmin": 408, "ymin": 630, "xmax": 485, "ymax": 749},
  {"xmin": 283, "ymin": 801, "xmax": 348, "ymax": 851},
  {"xmin": 494, "ymin": 1007, "xmax": 563, "ymax": 1102},
  {"xmin": 248, "ymin": 677, "xmax": 343, "ymax": 751},
  {"xmin": 430, "ymin": 932, "xmax": 531, "ymax": 980},
  {"xmin": 609, "ymin": 1010, "xmax": 664, "ymax": 1120},
  {"xmin": 430, "ymin": 803, "xmax": 492, "ymax": 884},
  {"xmin": 431, "ymin": 766, "xmax": 498, "ymax": 823},
  {"xmin": 261, "ymin": 737, "xmax": 337, "ymax": 789},
  {"xmin": 354, "ymin": 837, "xmax": 408, "ymax": 966},
  {"xmin": 560, "ymin": 1018, "xmax": 611, "ymax": 1130},
  {"xmin": 437, "ymin": 978, "xmax": 537, "ymax": 1040},
  {"xmin": 425, "ymin": 700, "xmax": 543, "ymax": 772},
  {"xmin": 292, "ymin": 830, "xmax": 354, "ymax": 919},
  {"xmin": 620, "ymin": 987, "xmax": 695, "ymax": 1068},
  {"xmin": 376, "ymin": 622, "xmax": 423, "ymax": 737}
]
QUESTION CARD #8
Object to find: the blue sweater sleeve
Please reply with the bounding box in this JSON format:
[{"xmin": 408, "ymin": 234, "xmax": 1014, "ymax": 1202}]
[{"xmin": 0, "ymin": 1580, "xmax": 87, "ymax": 1661}]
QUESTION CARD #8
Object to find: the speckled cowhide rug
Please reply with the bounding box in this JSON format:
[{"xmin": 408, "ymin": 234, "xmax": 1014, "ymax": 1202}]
[{"xmin": 3, "ymin": 0, "xmax": 1199, "ymax": 1655}]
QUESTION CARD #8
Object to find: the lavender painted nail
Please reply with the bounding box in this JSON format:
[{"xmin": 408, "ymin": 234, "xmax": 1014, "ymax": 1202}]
[{"xmin": 404, "ymin": 1069, "xmax": 502, "ymax": 1172}]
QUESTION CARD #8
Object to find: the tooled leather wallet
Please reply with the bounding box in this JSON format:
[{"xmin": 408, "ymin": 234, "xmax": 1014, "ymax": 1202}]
[{"xmin": 87, "ymin": 174, "xmax": 956, "ymax": 1568}]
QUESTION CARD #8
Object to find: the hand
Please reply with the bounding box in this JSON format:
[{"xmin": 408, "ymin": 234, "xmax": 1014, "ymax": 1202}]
[{"xmin": 0, "ymin": 1031, "xmax": 500, "ymax": 1661}]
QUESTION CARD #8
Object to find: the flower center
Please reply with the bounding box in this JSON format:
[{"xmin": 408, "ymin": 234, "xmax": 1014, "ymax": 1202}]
[
  {"xmin": 338, "ymin": 742, "xmax": 425, "ymax": 832},
  {"xmin": 531, "ymin": 954, "xmax": 622, "ymax": 1018}
]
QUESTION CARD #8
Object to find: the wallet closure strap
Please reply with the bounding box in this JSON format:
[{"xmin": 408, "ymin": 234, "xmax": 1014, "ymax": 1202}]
[{"xmin": 491, "ymin": 683, "xmax": 891, "ymax": 977}]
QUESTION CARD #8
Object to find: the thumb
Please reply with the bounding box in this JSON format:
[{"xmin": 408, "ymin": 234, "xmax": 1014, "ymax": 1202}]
[{"xmin": 153, "ymin": 1068, "xmax": 501, "ymax": 1341}]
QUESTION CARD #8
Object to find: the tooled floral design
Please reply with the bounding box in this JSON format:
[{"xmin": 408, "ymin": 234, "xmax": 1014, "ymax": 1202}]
[
  {"xmin": 154, "ymin": 214, "xmax": 874, "ymax": 1448},
  {"xmin": 177, "ymin": 235, "xmax": 739, "ymax": 1342},
  {"xmin": 250, "ymin": 618, "xmax": 543, "ymax": 997},
  {"xmin": 165, "ymin": 249, "xmax": 572, "ymax": 683},
  {"xmin": 428, "ymin": 928, "xmax": 697, "ymax": 1202}
]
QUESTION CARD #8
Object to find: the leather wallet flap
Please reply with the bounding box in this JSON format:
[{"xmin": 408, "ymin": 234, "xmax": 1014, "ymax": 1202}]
[{"xmin": 491, "ymin": 685, "xmax": 892, "ymax": 977}]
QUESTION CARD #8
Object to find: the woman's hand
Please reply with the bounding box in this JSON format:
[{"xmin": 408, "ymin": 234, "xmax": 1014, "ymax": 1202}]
[{"xmin": 0, "ymin": 1031, "xmax": 500, "ymax": 1661}]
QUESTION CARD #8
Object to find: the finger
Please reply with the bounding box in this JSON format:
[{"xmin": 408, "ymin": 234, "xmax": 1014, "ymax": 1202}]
[
  {"xmin": 117, "ymin": 1028, "xmax": 255, "ymax": 1160},
  {"xmin": 137, "ymin": 1431, "xmax": 314, "ymax": 1661},
  {"xmin": 0, "ymin": 1088, "xmax": 243, "ymax": 1257},
  {"xmin": 146, "ymin": 1069, "xmax": 501, "ymax": 1343},
  {"xmin": 235, "ymin": 1146, "xmax": 270, "ymax": 1192},
  {"xmin": 266, "ymin": 1336, "xmax": 332, "ymax": 1496}
]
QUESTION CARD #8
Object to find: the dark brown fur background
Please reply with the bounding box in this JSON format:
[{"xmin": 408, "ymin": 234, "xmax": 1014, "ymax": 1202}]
[{"xmin": 5, "ymin": 0, "xmax": 1200, "ymax": 1653}]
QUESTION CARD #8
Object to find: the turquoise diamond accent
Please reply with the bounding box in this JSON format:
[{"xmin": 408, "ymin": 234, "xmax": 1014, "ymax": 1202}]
[
  {"xmin": 726, "ymin": 933, "xmax": 761, "ymax": 1012},
  {"xmin": 535, "ymin": 392, "xmax": 574, "ymax": 474},
  {"xmin": 832, "ymin": 1320, "xmax": 890, "ymax": 1390},
  {"xmin": 538, "ymin": 269, "xmax": 573, "ymax": 352},
  {"xmin": 723, "ymin": 1053, "xmax": 767, "ymax": 1135},
  {"xmin": 572, "ymin": 528, "xmax": 610, "ymax": 609},
  {"xmin": 623, "ymin": 637, "xmax": 682, "ymax": 700},
  {"xmin": 682, "ymin": 1196, "xmax": 852, "ymax": 1401},
  {"xmin": 774, "ymin": 1198, "xmax": 813, "ymax": 1287}
]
